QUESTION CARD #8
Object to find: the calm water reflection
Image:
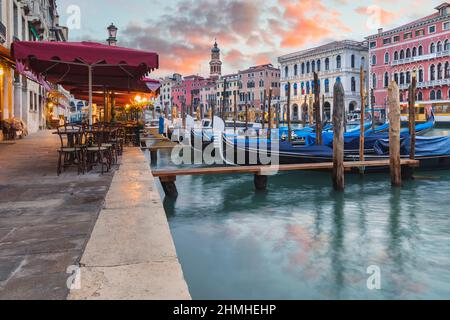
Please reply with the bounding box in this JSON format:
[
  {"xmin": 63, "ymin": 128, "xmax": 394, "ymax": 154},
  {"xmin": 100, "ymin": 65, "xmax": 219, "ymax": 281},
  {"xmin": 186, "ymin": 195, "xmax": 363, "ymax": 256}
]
[{"xmin": 148, "ymin": 129, "xmax": 450, "ymax": 300}]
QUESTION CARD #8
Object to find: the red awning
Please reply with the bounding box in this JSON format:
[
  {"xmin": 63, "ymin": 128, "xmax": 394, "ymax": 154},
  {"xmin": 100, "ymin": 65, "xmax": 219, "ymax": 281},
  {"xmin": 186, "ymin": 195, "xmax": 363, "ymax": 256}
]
[{"xmin": 11, "ymin": 41, "xmax": 159, "ymax": 124}]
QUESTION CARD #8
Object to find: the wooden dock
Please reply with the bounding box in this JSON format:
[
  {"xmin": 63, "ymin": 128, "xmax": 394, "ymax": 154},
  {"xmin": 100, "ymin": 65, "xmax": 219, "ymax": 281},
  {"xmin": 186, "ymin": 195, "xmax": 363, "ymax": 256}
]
[{"xmin": 153, "ymin": 159, "xmax": 420, "ymax": 197}]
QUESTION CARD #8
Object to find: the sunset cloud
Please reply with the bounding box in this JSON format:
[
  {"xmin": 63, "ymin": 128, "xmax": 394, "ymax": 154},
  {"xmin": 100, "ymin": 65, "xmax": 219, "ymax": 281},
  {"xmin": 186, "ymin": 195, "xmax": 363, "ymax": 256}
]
[{"xmin": 57, "ymin": 0, "xmax": 446, "ymax": 77}]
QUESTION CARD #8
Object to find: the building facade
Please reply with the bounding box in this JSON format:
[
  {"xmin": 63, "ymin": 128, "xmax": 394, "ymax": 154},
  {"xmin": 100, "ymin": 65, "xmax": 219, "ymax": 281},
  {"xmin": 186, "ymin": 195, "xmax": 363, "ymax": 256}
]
[
  {"xmin": 238, "ymin": 64, "xmax": 280, "ymax": 112},
  {"xmin": 171, "ymin": 75, "xmax": 207, "ymax": 113},
  {"xmin": 199, "ymin": 81, "xmax": 217, "ymax": 114},
  {"xmin": 278, "ymin": 40, "xmax": 369, "ymax": 122},
  {"xmin": 0, "ymin": 0, "xmax": 68, "ymax": 141},
  {"xmin": 367, "ymin": 3, "xmax": 450, "ymax": 118},
  {"xmin": 158, "ymin": 73, "xmax": 182, "ymax": 112},
  {"xmin": 215, "ymin": 73, "xmax": 239, "ymax": 114}
]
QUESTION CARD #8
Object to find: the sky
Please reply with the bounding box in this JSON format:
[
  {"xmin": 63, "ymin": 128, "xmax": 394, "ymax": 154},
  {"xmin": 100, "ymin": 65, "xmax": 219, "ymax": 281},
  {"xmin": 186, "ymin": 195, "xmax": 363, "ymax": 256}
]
[{"xmin": 57, "ymin": 0, "xmax": 445, "ymax": 78}]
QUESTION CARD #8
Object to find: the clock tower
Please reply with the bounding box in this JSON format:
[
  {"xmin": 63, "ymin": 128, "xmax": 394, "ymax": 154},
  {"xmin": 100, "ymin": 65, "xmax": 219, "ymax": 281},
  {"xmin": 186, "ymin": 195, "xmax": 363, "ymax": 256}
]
[{"xmin": 209, "ymin": 40, "xmax": 222, "ymax": 79}]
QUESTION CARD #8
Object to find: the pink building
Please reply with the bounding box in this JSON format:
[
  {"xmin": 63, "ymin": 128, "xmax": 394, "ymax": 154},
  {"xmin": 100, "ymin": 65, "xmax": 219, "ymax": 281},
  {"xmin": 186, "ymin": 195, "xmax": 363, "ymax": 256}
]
[
  {"xmin": 368, "ymin": 3, "xmax": 450, "ymax": 122},
  {"xmin": 171, "ymin": 75, "xmax": 207, "ymax": 112},
  {"xmin": 238, "ymin": 64, "xmax": 281, "ymax": 111}
]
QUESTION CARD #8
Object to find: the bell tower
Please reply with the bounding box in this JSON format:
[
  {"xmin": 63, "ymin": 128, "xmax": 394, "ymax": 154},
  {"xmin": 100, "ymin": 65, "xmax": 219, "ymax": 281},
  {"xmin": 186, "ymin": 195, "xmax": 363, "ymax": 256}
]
[{"xmin": 209, "ymin": 40, "xmax": 222, "ymax": 79}]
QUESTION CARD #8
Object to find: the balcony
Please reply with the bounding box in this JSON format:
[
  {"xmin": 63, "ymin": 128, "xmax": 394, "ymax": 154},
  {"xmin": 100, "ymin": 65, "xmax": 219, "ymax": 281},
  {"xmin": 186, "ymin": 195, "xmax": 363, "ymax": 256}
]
[
  {"xmin": 398, "ymin": 78, "xmax": 450, "ymax": 90},
  {"xmin": 391, "ymin": 50, "xmax": 450, "ymax": 66},
  {"xmin": 0, "ymin": 21, "xmax": 6, "ymax": 44},
  {"xmin": 280, "ymin": 68, "xmax": 362, "ymax": 82}
]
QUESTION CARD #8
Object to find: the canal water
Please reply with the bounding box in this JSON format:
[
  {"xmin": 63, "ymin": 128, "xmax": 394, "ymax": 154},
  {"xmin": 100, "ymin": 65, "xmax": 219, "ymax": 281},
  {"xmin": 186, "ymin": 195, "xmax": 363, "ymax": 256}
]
[{"xmin": 147, "ymin": 128, "xmax": 450, "ymax": 300}]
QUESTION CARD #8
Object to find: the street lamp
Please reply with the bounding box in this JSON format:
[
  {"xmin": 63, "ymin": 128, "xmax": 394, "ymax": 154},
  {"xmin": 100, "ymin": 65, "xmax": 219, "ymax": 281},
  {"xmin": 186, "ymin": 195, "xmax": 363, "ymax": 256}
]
[{"xmin": 107, "ymin": 23, "xmax": 118, "ymax": 46}]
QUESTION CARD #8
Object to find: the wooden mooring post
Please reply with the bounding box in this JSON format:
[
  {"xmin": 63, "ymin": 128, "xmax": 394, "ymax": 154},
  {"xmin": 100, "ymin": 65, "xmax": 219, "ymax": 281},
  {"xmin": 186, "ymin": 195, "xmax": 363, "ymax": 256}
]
[
  {"xmin": 359, "ymin": 66, "xmax": 366, "ymax": 163},
  {"xmin": 160, "ymin": 176, "xmax": 178, "ymax": 198},
  {"xmin": 332, "ymin": 81, "xmax": 345, "ymax": 191},
  {"xmin": 267, "ymin": 88, "xmax": 273, "ymax": 139},
  {"xmin": 262, "ymin": 90, "xmax": 266, "ymax": 130},
  {"xmin": 388, "ymin": 81, "xmax": 402, "ymax": 187},
  {"xmin": 254, "ymin": 174, "xmax": 268, "ymax": 191},
  {"xmin": 314, "ymin": 72, "xmax": 322, "ymax": 145},
  {"xmin": 403, "ymin": 73, "xmax": 417, "ymax": 180},
  {"xmin": 286, "ymin": 82, "xmax": 292, "ymax": 142},
  {"xmin": 234, "ymin": 91, "xmax": 237, "ymax": 133}
]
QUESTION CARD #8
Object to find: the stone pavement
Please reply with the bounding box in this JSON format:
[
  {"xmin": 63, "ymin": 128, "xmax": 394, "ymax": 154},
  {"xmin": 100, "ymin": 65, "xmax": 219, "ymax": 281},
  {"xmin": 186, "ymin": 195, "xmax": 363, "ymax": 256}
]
[
  {"xmin": 68, "ymin": 148, "xmax": 191, "ymax": 300},
  {"xmin": 0, "ymin": 131, "xmax": 114, "ymax": 299}
]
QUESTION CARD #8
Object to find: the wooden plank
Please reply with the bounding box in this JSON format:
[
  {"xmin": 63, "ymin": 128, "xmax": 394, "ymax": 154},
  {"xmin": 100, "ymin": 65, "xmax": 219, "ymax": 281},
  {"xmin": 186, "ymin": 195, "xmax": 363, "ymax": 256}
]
[{"xmin": 152, "ymin": 159, "xmax": 419, "ymax": 177}]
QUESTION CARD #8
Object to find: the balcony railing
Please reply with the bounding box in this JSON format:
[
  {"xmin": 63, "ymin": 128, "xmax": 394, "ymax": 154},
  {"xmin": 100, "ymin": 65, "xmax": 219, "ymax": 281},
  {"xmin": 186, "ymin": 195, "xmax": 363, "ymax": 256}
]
[
  {"xmin": 280, "ymin": 68, "xmax": 362, "ymax": 81},
  {"xmin": 0, "ymin": 21, "xmax": 6, "ymax": 44},
  {"xmin": 398, "ymin": 78, "xmax": 450, "ymax": 90},
  {"xmin": 391, "ymin": 50, "xmax": 450, "ymax": 66}
]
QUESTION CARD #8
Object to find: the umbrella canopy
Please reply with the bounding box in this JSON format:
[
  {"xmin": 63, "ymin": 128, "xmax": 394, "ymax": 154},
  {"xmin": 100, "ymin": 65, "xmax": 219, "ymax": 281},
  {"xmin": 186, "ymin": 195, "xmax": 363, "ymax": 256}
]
[{"xmin": 12, "ymin": 41, "xmax": 159, "ymax": 124}]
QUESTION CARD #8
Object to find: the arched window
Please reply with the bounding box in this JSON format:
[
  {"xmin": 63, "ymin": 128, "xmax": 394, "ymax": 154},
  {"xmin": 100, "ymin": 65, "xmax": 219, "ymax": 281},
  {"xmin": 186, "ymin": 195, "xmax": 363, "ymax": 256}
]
[
  {"xmin": 301, "ymin": 82, "xmax": 305, "ymax": 94},
  {"xmin": 437, "ymin": 63, "xmax": 443, "ymax": 79},
  {"xmin": 384, "ymin": 72, "xmax": 389, "ymax": 87},
  {"xmin": 412, "ymin": 47, "xmax": 417, "ymax": 57},
  {"xmin": 394, "ymin": 73, "xmax": 399, "ymax": 84},
  {"xmin": 417, "ymin": 91, "xmax": 423, "ymax": 101},
  {"xmin": 311, "ymin": 60, "xmax": 316, "ymax": 73},
  {"xmin": 430, "ymin": 43, "xmax": 435, "ymax": 54},
  {"xmin": 294, "ymin": 64, "xmax": 298, "ymax": 76},
  {"xmin": 384, "ymin": 52, "xmax": 389, "ymax": 64},
  {"xmin": 336, "ymin": 55, "xmax": 342, "ymax": 69},
  {"xmin": 394, "ymin": 51, "xmax": 399, "ymax": 60},
  {"xmin": 301, "ymin": 63, "xmax": 305, "ymax": 74},
  {"xmin": 418, "ymin": 45, "xmax": 423, "ymax": 55},
  {"xmin": 445, "ymin": 62, "xmax": 450, "ymax": 78},
  {"xmin": 285, "ymin": 66, "xmax": 289, "ymax": 78},
  {"xmin": 325, "ymin": 58, "xmax": 330, "ymax": 71},
  {"xmin": 406, "ymin": 71, "xmax": 411, "ymax": 84},
  {"xmin": 430, "ymin": 90, "xmax": 436, "ymax": 100},
  {"xmin": 419, "ymin": 69, "xmax": 424, "ymax": 82},
  {"xmin": 293, "ymin": 83, "xmax": 298, "ymax": 96},
  {"xmin": 306, "ymin": 61, "xmax": 310, "ymax": 73},
  {"xmin": 437, "ymin": 41, "xmax": 442, "ymax": 52},
  {"xmin": 372, "ymin": 73, "xmax": 377, "ymax": 89},
  {"xmin": 351, "ymin": 77, "xmax": 356, "ymax": 92},
  {"xmin": 306, "ymin": 81, "xmax": 310, "ymax": 94},
  {"xmin": 430, "ymin": 65, "xmax": 436, "ymax": 81},
  {"xmin": 361, "ymin": 57, "xmax": 365, "ymax": 68},
  {"xmin": 445, "ymin": 40, "xmax": 450, "ymax": 51},
  {"xmin": 400, "ymin": 72, "xmax": 405, "ymax": 85},
  {"xmin": 324, "ymin": 79, "xmax": 330, "ymax": 93},
  {"xmin": 406, "ymin": 48, "xmax": 411, "ymax": 58},
  {"xmin": 336, "ymin": 76, "xmax": 341, "ymax": 84},
  {"xmin": 400, "ymin": 50, "xmax": 405, "ymax": 59},
  {"xmin": 371, "ymin": 54, "xmax": 376, "ymax": 65},
  {"xmin": 351, "ymin": 54, "xmax": 355, "ymax": 68},
  {"xmin": 317, "ymin": 60, "xmax": 321, "ymax": 72},
  {"xmin": 437, "ymin": 89, "xmax": 442, "ymax": 100}
]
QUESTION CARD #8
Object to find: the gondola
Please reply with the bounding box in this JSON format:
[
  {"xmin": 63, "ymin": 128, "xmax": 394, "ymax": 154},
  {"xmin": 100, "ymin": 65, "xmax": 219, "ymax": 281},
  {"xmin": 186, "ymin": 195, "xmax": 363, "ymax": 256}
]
[{"xmin": 220, "ymin": 115, "xmax": 437, "ymax": 166}]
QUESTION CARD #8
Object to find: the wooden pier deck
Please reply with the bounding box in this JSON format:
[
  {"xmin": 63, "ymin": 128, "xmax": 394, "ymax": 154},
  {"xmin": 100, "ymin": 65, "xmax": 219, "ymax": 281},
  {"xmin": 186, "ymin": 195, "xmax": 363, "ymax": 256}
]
[
  {"xmin": 152, "ymin": 159, "xmax": 420, "ymax": 197},
  {"xmin": 152, "ymin": 159, "xmax": 420, "ymax": 177}
]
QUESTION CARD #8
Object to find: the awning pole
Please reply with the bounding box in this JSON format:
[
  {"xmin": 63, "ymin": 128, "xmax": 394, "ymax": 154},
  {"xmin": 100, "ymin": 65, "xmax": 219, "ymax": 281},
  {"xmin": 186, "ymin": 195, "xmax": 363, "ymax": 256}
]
[{"xmin": 88, "ymin": 65, "xmax": 93, "ymax": 126}]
